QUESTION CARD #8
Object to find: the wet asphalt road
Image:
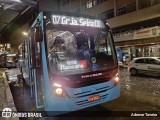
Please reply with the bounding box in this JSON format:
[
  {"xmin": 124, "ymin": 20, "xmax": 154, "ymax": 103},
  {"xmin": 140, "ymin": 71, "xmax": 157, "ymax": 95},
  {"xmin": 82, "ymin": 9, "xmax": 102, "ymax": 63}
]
[{"xmin": 5, "ymin": 68, "xmax": 160, "ymax": 120}]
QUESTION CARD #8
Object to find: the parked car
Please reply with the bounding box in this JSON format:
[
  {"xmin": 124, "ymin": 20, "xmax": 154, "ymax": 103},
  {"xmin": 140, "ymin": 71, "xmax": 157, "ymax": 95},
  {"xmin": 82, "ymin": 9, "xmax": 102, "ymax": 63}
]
[
  {"xmin": 5, "ymin": 53, "xmax": 17, "ymax": 68},
  {"xmin": 128, "ymin": 57, "xmax": 160, "ymax": 76}
]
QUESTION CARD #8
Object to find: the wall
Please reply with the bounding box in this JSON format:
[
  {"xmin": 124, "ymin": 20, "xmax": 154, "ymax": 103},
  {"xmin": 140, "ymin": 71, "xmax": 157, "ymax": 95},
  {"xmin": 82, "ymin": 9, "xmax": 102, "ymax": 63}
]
[
  {"xmin": 39, "ymin": 0, "xmax": 59, "ymax": 12},
  {"xmin": 115, "ymin": 0, "xmax": 135, "ymax": 7},
  {"xmin": 107, "ymin": 4, "xmax": 160, "ymax": 28},
  {"xmin": 84, "ymin": 0, "xmax": 114, "ymax": 16}
]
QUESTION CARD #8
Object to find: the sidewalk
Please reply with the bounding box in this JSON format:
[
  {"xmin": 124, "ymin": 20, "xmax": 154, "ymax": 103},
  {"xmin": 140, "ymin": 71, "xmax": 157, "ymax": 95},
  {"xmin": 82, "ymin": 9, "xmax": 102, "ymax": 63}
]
[{"xmin": 0, "ymin": 68, "xmax": 19, "ymax": 120}]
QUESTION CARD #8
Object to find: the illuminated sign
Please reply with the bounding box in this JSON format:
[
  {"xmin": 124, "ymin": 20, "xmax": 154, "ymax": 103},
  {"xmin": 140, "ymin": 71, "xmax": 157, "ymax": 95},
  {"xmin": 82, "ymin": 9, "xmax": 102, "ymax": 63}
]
[
  {"xmin": 52, "ymin": 15, "xmax": 104, "ymax": 28},
  {"xmin": 59, "ymin": 60, "xmax": 80, "ymax": 70},
  {"xmin": 58, "ymin": 60, "xmax": 86, "ymax": 70}
]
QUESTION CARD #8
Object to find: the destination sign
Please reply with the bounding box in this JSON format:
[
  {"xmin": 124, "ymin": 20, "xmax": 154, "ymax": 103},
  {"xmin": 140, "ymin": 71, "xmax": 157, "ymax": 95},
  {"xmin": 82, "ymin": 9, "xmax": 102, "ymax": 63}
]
[{"xmin": 52, "ymin": 15, "xmax": 104, "ymax": 28}]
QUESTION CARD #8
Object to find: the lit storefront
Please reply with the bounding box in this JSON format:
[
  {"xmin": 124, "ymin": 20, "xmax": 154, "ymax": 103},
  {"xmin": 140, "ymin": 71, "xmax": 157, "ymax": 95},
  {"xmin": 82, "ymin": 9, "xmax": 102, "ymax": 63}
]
[{"xmin": 114, "ymin": 26, "xmax": 160, "ymax": 63}]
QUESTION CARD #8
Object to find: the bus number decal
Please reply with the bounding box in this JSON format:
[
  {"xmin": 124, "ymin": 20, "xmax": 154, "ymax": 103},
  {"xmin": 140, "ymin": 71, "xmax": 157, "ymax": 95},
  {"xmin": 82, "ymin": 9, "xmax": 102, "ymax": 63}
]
[{"xmin": 74, "ymin": 88, "xmax": 81, "ymax": 94}]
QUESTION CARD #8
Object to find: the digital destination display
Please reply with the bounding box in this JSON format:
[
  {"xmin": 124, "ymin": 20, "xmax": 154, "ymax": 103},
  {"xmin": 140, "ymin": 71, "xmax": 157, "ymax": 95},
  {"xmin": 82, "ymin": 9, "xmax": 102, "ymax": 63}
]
[
  {"xmin": 52, "ymin": 15, "xmax": 104, "ymax": 28},
  {"xmin": 58, "ymin": 60, "xmax": 87, "ymax": 70}
]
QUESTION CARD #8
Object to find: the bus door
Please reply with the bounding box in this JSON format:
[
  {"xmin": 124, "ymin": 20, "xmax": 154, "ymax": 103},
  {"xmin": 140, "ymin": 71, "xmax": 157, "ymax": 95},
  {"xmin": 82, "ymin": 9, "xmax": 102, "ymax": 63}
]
[{"xmin": 28, "ymin": 29, "xmax": 43, "ymax": 108}]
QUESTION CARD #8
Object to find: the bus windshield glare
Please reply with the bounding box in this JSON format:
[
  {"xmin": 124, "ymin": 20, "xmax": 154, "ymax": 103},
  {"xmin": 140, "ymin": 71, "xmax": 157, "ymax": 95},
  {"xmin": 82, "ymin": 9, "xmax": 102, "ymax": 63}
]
[
  {"xmin": 47, "ymin": 30, "xmax": 116, "ymax": 75},
  {"xmin": 46, "ymin": 15, "xmax": 117, "ymax": 75}
]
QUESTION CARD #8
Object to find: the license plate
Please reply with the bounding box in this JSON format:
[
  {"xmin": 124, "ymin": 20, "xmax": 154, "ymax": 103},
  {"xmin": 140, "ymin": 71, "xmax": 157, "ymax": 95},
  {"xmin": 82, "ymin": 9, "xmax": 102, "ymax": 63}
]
[{"xmin": 88, "ymin": 94, "xmax": 100, "ymax": 102}]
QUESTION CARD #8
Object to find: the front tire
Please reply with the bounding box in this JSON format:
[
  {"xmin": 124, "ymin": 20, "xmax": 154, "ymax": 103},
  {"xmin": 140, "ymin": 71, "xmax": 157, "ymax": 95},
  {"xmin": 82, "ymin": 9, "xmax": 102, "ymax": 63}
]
[{"xmin": 130, "ymin": 68, "xmax": 137, "ymax": 76}]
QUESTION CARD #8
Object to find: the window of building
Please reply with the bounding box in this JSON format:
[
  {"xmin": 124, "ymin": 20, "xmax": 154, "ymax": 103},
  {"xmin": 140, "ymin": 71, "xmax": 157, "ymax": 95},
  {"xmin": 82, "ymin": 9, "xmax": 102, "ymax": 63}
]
[
  {"xmin": 152, "ymin": 0, "xmax": 160, "ymax": 5},
  {"xmin": 138, "ymin": 0, "xmax": 151, "ymax": 9},
  {"xmin": 83, "ymin": 0, "xmax": 107, "ymax": 11},
  {"xmin": 106, "ymin": 9, "xmax": 114, "ymax": 19},
  {"xmin": 62, "ymin": 0, "xmax": 70, "ymax": 6},
  {"xmin": 97, "ymin": 0, "xmax": 107, "ymax": 4},
  {"xmin": 86, "ymin": 0, "xmax": 97, "ymax": 9},
  {"xmin": 87, "ymin": 0, "xmax": 93, "ymax": 9},
  {"xmin": 82, "ymin": 3, "xmax": 86, "ymax": 11},
  {"xmin": 126, "ymin": 2, "xmax": 136, "ymax": 13},
  {"xmin": 99, "ymin": 9, "xmax": 114, "ymax": 19},
  {"xmin": 93, "ymin": 0, "xmax": 97, "ymax": 6},
  {"xmin": 75, "ymin": 7, "xmax": 81, "ymax": 13},
  {"xmin": 117, "ymin": 6, "xmax": 126, "ymax": 16}
]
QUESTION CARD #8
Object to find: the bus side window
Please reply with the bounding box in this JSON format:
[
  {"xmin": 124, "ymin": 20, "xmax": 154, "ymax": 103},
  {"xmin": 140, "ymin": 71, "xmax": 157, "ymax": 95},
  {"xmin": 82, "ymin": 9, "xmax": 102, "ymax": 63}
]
[
  {"xmin": 35, "ymin": 42, "xmax": 41, "ymax": 67},
  {"xmin": 30, "ymin": 30, "xmax": 42, "ymax": 68},
  {"xmin": 30, "ymin": 31, "xmax": 36, "ymax": 68}
]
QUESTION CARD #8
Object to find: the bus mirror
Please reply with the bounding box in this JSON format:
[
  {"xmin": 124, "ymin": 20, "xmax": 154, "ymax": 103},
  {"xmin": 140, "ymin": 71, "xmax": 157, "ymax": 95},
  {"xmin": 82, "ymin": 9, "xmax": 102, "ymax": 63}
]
[{"xmin": 35, "ymin": 27, "xmax": 43, "ymax": 42}]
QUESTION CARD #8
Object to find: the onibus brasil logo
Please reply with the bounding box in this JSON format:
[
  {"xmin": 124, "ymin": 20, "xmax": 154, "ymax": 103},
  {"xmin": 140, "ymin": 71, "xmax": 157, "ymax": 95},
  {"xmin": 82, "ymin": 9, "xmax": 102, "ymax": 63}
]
[
  {"xmin": 2, "ymin": 108, "xmax": 12, "ymax": 118},
  {"xmin": 2, "ymin": 108, "xmax": 42, "ymax": 118}
]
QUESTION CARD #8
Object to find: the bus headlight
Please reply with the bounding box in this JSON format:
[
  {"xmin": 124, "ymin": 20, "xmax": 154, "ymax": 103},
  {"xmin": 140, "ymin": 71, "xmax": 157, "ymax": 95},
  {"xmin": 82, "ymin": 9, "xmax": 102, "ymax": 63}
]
[
  {"xmin": 53, "ymin": 83, "xmax": 69, "ymax": 97},
  {"xmin": 55, "ymin": 88, "xmax": 63, "ymax": 95},
  {"xmin": 113, "ymin": 73, "xmax": 119, "ymax": 86}
]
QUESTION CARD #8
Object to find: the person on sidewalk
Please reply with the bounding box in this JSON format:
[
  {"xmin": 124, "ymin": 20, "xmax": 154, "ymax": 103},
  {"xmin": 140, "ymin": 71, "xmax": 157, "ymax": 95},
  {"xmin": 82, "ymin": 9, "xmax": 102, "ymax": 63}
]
[{"xmin": 123, "ymin": 56, "xmax": 126, "ymax": 66}]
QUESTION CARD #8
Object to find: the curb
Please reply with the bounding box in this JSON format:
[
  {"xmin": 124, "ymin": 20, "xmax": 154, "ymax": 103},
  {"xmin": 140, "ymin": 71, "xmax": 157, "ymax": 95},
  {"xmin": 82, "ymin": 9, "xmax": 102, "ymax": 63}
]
[{"xmin": 0, "ymin": 70, "xmax": 19, "ymax": 120}]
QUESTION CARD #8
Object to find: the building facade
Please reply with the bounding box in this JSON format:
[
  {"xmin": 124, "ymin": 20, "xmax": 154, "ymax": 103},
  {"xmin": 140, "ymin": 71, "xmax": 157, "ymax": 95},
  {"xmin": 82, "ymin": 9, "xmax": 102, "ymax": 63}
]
[{"xmin": 60, "ymin": 0, "xmax": 160, "ymax": 63}]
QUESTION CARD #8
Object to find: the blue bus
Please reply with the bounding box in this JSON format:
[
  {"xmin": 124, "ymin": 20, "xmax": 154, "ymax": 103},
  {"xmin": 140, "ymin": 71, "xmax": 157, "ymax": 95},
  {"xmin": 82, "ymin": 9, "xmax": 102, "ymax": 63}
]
[{"xmin": 20, "ymin": 12, "xmax": 120, "ymax": 116}]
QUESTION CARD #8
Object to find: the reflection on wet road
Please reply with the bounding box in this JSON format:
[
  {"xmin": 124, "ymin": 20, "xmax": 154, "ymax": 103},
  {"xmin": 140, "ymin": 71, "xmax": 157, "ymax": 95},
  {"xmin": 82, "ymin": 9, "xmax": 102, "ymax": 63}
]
[
  {"xmin": 118, "ymin": 68, "xmax": 160, "ymax": 108},
  {"xmin": 120, "ymin": 69, "xmax": 160, "ymax": 96},
  {"xmin": 6, "ymin": 68, "xmax": 160, "ymax": 120}
]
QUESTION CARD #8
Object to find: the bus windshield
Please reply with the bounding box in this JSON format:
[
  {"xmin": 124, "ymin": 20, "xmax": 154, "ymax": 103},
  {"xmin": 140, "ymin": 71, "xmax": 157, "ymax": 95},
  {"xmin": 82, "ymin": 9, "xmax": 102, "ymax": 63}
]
[{"xmin": 47, "ymin": 28, "xmax": 117, "ymax": 75}]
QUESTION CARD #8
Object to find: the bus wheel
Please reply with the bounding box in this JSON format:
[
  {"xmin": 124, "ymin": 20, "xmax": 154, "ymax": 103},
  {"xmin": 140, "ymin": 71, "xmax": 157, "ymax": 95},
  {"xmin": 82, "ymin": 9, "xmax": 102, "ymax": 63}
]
[{"xmin": 130, "ymin": 68, "xmax": 137, "ymax": 76}]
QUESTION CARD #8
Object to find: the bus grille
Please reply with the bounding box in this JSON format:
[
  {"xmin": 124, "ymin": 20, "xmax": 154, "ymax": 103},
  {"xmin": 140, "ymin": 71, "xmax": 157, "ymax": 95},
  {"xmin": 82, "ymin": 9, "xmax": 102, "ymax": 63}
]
[
  {"xmin": 73, "ymin": 86, "xmax": 111, "ymax": 107},
  {"xmin": 73, "ymin": 86, "xmax": 110, "ymax": 98}
]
